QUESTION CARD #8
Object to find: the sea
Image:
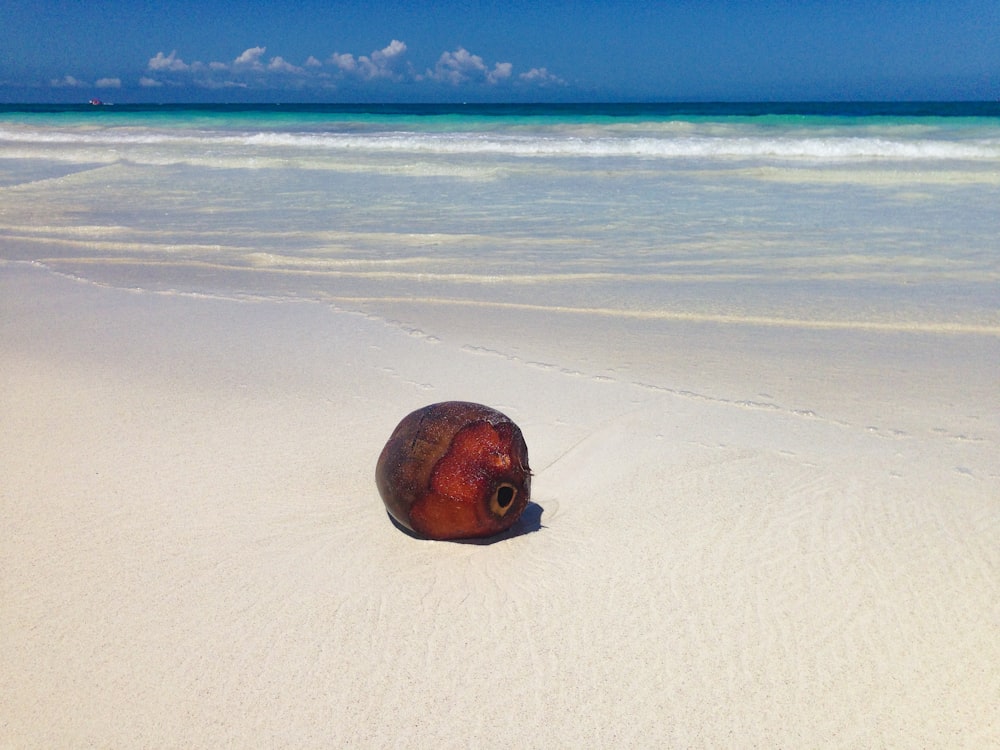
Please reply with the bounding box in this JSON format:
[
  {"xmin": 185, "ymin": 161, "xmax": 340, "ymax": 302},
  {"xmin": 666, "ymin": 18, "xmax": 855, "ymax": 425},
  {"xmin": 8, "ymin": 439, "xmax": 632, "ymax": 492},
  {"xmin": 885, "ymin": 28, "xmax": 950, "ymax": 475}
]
[{"xmin": 2, "ymin": 102, "xmax": 999, "ymax": 362}]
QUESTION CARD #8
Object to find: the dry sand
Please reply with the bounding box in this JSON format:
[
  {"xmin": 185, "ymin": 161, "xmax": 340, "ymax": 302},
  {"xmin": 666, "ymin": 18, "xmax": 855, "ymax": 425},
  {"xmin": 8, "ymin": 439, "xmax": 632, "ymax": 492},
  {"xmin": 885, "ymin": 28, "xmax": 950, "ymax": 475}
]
[{"xmin": 2, "ymin": 263, "xmax": 998, "ymax": 747}]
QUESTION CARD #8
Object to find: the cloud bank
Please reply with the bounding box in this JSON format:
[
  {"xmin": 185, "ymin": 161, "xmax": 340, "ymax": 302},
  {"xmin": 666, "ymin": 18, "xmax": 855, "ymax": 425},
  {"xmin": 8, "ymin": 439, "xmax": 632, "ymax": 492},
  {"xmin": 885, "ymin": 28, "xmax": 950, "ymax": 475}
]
[
  {"xmin": 135, "ymin": 41, "xmax": 564, "ymax": 94},
  {"xmin": 425, "ymin": 48, "xmax": 512, "ymax": 85}
]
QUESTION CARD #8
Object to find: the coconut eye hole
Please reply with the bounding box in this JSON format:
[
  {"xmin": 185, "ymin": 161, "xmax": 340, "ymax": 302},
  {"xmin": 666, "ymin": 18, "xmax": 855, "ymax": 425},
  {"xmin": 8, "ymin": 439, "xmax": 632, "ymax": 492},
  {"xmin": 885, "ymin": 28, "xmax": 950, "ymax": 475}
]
[{"xmin": 490, "ymin": 484, "xmax": 517, "ymax": 517}]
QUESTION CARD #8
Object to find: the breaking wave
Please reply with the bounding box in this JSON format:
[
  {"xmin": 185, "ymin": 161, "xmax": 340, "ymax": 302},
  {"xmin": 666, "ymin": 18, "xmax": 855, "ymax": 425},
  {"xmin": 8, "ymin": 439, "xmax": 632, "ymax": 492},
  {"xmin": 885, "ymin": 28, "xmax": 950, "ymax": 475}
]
[{"xmin": 3, "ymin": 122, "xmax": 1000, "ymax": 163}]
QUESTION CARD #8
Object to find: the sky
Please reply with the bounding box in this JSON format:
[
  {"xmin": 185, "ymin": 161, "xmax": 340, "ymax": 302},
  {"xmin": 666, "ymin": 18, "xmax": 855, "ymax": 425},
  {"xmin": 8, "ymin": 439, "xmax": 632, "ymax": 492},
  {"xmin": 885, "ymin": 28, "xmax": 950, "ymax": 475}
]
[{"xmin": 2, "ymin": 0, "xmax": 998, "ymax": 103}]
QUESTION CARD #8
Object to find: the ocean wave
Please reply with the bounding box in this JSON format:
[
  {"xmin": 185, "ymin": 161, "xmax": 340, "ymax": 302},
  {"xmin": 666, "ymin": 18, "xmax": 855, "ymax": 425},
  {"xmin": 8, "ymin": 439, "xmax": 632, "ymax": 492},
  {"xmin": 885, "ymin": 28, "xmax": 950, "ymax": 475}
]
[
  {"xmin": 240, "ymin": 131, "xmax": 1000, "ymax": 160},
  {"xmin": 3, "ymin": 124, "xmax": 1000, "ymax": 163}
]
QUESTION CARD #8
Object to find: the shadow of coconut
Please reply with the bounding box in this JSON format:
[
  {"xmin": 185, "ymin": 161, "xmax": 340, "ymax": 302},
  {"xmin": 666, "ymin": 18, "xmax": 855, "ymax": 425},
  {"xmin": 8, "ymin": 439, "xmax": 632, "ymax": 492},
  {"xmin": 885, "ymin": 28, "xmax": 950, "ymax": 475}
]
[{"xmin": 386, "ymin": 501, "xmax": 545, "ymax": 545}]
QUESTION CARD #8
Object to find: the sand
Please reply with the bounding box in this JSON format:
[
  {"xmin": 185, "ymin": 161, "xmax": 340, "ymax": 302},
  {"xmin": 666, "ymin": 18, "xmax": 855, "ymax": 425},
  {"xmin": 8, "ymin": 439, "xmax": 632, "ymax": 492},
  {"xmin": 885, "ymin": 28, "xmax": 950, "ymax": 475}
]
[{"xmin": 2, "ymin": 262, "xmax": 998, "ymax": 747}]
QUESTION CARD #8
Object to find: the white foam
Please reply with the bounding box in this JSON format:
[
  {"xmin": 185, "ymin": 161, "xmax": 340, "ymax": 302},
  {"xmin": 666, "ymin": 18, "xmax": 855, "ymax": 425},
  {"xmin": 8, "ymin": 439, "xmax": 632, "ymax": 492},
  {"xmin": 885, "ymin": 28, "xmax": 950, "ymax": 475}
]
[
  {"xmin": 228, "ymin": 130, "xmax": 1000, "ymax": 161},
  {"xmin": 3, "ymin": 124, "xmax": 999, "ymax": 164}
]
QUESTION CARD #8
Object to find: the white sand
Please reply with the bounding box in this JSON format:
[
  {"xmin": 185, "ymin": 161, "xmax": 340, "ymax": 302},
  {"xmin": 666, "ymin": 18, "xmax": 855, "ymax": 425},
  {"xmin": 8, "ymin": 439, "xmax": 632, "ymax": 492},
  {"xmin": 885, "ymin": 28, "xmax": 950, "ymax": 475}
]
[{"xmin": 2, "ymin": 263, "xmax": 998, "ymax": 747}]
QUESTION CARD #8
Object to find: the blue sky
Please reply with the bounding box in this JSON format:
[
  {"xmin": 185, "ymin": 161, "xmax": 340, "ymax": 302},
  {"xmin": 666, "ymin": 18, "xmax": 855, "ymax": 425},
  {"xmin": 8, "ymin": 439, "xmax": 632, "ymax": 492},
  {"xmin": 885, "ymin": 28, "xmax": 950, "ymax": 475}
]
[{"xmin": 2, "ymin": 0, "xmax": 997, "ymax": 102}]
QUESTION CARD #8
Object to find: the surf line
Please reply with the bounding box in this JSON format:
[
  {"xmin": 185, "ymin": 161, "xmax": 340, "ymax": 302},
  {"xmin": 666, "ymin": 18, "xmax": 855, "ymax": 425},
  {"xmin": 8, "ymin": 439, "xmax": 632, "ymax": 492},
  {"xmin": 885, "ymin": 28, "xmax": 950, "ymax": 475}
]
[{"xmin": 324, "ymin": 295, "xmax": 1000, "ymax": 337}]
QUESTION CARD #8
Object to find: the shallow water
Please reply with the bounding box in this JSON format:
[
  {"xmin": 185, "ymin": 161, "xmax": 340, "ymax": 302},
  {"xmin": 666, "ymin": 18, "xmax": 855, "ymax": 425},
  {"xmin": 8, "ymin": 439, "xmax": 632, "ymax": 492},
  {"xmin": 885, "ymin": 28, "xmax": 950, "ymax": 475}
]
[{"xmin": 2, "ymin": 104, "xmax": 999, "ymax": 340}]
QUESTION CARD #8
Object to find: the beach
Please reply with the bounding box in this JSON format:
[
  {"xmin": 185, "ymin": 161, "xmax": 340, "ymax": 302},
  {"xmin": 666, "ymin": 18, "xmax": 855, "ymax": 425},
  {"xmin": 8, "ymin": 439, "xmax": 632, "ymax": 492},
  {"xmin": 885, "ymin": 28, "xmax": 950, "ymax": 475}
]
[{"xmin": 2, "ymin": 104, "xmax": 999, "ymax": 746}]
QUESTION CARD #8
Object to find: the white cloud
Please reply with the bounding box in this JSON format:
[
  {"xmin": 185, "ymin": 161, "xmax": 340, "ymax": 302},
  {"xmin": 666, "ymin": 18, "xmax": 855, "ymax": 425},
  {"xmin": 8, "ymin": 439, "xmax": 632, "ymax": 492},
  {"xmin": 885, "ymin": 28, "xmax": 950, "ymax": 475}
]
[
  {"xmin": 201, "ymin": 80, "xmax": 249, "ymax": 90},
  {"xmin": 268, "ymin": 56, "xmax": 304, "ymax": 74},
  {"xmin": 96, "ymin": 77, "xmax": 121, "ymax": 89},
  {"xmin": 329, "ymin": 52, "xmax": 357, "ymax": 72},
  {"xmin": 233, "ymin": 46, "xmax": 267, "ymax": 70},
  {"xmin": 519, "ymin": 67, "xmax": 565, "ymax": 85},
  {"xmin": 329, "ymin": 41, "xmax": 408, "ymax": 80},
  {"xmin": 377, "ymin": 39, "xmax": 407, "ymax": 61},
  {"xmin": 357, "ymin": 40, "xmax": 408, "ymax": 80},
  {"xmin": 489, "ymin": 62, "xmax": 513, "ymax": 83},
  {"xmin": 148, "ymin": 51, "xmax": 190, "ymax": 72},
  {"xmin": 426, "ymin": 48, "xmax": 513, "ymax": 85},
  {"xmin": 50, "ymin": 75, "xmax": 86, "ymax": 88},
  {"xmin": 428, "ymin": 47, "xmax": 487, "ymax": 85},
  {"xmin": 137, "ymin": 41, "xmax": 561, "ymax": 93},
  {"xmin": 139, "ymin": 76, "xmax": 163, "ymax": 87}
]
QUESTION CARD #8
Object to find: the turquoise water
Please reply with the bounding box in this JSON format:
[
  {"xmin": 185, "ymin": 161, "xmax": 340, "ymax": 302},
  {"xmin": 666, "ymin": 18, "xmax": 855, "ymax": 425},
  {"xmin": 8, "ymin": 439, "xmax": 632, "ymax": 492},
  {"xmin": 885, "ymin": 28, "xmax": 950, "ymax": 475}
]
[{"xmin": 2, "ymin": 102, "xmax": 999, "ymax": 336}]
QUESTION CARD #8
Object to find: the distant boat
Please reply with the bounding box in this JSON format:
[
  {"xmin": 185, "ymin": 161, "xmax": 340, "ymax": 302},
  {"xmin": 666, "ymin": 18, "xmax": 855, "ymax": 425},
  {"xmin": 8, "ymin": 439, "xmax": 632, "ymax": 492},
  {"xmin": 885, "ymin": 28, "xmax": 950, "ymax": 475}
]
[{"xmin": 89, "ymin": 98, "xmax": 103, "ymax": 106}]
